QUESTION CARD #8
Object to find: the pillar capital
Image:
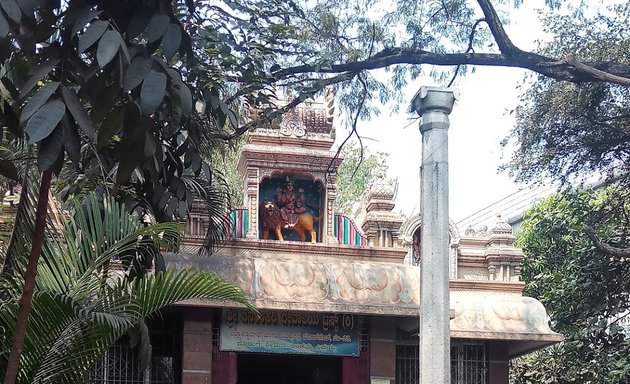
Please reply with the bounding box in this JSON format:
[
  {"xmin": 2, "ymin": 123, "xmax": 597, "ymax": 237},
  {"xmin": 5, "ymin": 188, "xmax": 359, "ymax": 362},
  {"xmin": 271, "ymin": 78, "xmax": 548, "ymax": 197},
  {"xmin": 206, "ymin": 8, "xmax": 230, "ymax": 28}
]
[{"xmin": 411, "ymin": 86, "xmax": 458, "ymax": 116}]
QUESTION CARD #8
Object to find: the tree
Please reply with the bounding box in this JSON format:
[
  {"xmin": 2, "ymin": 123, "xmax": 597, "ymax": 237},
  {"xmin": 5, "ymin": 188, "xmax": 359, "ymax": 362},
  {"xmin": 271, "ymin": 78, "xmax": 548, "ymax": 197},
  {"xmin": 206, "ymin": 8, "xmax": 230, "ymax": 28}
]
[
  {"xmin": 0, "ymin": 191, "xmax": 250, "ymax": 383},
  {"xmin": 334, "ymin": 141, "xmax": 390, "ymax": 215},
  {"xmin": 510, "ymin": 186, "xmax": 630, "ymax": 384},
  {"xmin": 1, "ymin": 0, "xmax": 630, "ymax": 381},
  {"xmin": 502, "ymin": 4, "xmax": 630, "ymax": 188},
  {"xmin": 0, "ymin": 1, "xmax": 289, "ymax": 378}
]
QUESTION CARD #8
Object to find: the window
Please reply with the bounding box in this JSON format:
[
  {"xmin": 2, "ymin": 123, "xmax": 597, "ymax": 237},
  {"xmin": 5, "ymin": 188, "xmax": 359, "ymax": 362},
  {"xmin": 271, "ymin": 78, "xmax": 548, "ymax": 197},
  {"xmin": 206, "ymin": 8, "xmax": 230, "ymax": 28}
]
[
  {"xmin": 91, "ymin": 313, "xmax": 180, "ymax": 384},
  {"xmin": 395, "ymin": 328, "xmax": 419, "ymax": 384},
  {"xmin": 395, "ymin": 330, "xmax": 487, "ymax": 384},
  {"xmin": 451, "ymin": 341, "xmax": 487, "ymax": 384}
]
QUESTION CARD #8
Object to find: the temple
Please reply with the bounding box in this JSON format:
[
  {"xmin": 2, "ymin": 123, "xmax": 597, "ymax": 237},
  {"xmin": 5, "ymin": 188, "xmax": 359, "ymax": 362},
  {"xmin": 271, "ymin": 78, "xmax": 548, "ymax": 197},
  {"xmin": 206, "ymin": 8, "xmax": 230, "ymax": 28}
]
[{"xmin": 149, "ymin": 95, "xmax": 562, "ymax": 384}]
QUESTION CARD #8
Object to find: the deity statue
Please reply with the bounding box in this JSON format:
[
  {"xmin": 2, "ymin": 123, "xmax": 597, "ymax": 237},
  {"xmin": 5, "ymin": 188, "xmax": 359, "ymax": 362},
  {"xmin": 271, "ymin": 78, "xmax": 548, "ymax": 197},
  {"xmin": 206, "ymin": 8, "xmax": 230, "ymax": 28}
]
[{"xmin": 276, "ymin": 177, "xmax": 306, "ymax": 228}]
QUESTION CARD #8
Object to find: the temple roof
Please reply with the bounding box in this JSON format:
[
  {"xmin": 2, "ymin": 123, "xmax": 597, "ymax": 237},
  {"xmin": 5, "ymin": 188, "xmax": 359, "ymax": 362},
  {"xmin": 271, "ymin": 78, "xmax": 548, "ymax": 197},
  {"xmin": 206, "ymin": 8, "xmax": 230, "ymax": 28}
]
[{"xmin": 165, "ymin": 247, "xmax": 561, "ymax": 357}]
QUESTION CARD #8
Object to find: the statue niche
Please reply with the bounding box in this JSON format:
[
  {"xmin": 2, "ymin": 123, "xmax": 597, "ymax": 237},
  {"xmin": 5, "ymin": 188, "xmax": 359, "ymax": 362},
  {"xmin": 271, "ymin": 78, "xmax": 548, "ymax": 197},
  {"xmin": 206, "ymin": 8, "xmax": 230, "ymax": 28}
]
[{"xmin": 259, "ymin": 176, "xmax": 323, "ymax": 243}]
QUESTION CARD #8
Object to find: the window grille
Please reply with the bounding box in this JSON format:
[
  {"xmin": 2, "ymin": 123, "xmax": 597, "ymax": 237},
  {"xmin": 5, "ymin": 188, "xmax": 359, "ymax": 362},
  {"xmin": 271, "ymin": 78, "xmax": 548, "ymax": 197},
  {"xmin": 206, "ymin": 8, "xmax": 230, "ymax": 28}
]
[
  {"xmin": 451, "ymin": 341, "xmax": 487, "ymax": 384},
  {"xmin": 395, "ymin": 330, "xmax": 487, "ymax": 384},
  {"xmin": 396, "ymin": 344, "xmax": 420, "ymax": 384},
  {"xmin": 212, "ymin": 309, "xmax": 222, "ymax": 346},
  {"xmin": 90, "ymin": 342, "xmax": 174, "ymax": 384},
  {"xmin": 395, "ymin": 328, "xmax": 420, "ymax": 384},
  {"xmin": 359, "ymin": 316, "xmax": 369, "ymax": 352},
  {"xmin": 90, "ymin": 313, "xmax": 180, "ymax": 384}
]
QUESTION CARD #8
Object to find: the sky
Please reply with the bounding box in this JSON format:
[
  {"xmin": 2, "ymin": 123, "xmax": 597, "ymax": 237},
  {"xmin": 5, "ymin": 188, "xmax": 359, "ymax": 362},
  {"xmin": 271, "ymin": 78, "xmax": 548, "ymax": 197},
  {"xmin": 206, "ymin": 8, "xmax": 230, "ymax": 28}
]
[{"xmin": 334, "ymin": 1, "xmax": 547, "ymax": 223}]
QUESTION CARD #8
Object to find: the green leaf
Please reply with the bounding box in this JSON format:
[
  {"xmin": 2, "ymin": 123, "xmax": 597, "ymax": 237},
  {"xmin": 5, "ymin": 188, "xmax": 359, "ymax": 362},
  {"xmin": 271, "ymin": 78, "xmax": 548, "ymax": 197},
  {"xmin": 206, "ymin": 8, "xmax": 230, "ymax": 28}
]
[
  {"xmin": 1, "ymin": 0, "xmax": 21, "ymax": 23},
  {"xmin": 97, "ymin": 105, "xmax": 124, "ymax": 148},
  {"xmin": 167, "ymin": 69, "xmax": 192, "ymax": 118},
  {"xmin": 147, "ymin": 13, "xmax": 169, "ymax": 43},
  {"xmin": 25, "ymin": 99, "xmax": 66, "ymax": 144},
  {"xmin": 162, "ymin": 24, "xmax": 181, "ymax": 61},
  {"xmin": 136, "ymin": 320, "xmax": 151, "ymax": 370},
  {"xmin": 71, "ymin": 8, "xmax": 102, "ymax": 36},
  {"xmin": 116, "ymin": 103, "xmax": 144, "ymax": 184},
  {"xmin": 140, "ymin": 70, "xmax": 166, "ymax": 116},
  {"xmin": 78, "ymin": 20, "xmax": 108, "ymax": 53},
  {"xmin": 1, "ymin": 100, "xmax": 20, "ymax": 136},
  {"xmin": 123, "ymin": 56, "xmax": 152, "ymax": 92},
  {"xmin": 119, "ymin": 35, "xmax": 131, "ymax": 63},
  {"xmin": 178, "ymin": 200, "xmax": 187, "ymax": 218},
  {"xmin": 61, "ymin": 113, "xmax": 81, "ymax": 165},
  {"xmin": 166, "ymin": 195, "xmax": 178, "ymax": 217},
  {"xmin": 91, "ymin": 81, "xmax": 118, "ymax": 123},
  {"xmin": 20, "ymin": 81, "xmax": 60, "ymax": 125},
  {"xmin": 17, "ymin": 0, "xmax": 38, "ymax": 17},
  {"xmin": 61, "ymin": 85, "xmax": 95, "ymax": 140},
  {"xmin": 37, "ymin": 125, "xmax": 64, "ymax": 171},
  {"xmin": 96, "ymin": 30, "xmax": 121, "ymax": 68},
  {"xmin": 0, "ymin": 9, "xmax": 9, "ymax": 38},
  {"xmin": 19, "ymin": 59, "xmax": 60, "ymax": 99},
  {"xmin": 144, "ymin": 131, "xmax": 156, "ymax": 157},
  {"xmin": 1, "ymin": 76, "xmax": 19, "ymax": 100},
  {"xmin": 127, "ymin": 8, "xmax": 151, "ymax": 39},
  {"xmin": 116, "ymin": 144, "xmax": 143, "ymax": 184}
]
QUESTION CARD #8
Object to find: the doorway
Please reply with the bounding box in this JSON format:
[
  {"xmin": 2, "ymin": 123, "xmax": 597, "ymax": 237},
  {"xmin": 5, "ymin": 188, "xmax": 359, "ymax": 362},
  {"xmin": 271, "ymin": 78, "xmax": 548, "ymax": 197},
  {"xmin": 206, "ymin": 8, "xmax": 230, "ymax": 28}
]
[{"xmin": 237, "ymin": 353, "xmax": 342, "ymax": 384}]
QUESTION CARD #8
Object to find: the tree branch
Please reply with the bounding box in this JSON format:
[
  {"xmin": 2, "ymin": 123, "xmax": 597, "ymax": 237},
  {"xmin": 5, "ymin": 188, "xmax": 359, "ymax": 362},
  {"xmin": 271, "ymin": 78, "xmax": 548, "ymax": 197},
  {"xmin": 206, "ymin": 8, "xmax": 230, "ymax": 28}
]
[
  {"xmin": 584, "ymin": 225, "xmax": 630, "ymax": 258},
  {"xmin": 215, "ymin": 72, "xmax": 357, "ymax": 140},
  {"xmin": 448, "ymin": 18, "xmax": 486, "ymax": 87},
  {"xmin": 476, "ymin": 0, "xmax": 517, "ymax": 54},
  {"xmin": 562, "ymin": 57, "xmax": 630, "ymax": 86},
  {"xmin": 273, "ymin": 48, "xmax": 630, "ymax": 86}
]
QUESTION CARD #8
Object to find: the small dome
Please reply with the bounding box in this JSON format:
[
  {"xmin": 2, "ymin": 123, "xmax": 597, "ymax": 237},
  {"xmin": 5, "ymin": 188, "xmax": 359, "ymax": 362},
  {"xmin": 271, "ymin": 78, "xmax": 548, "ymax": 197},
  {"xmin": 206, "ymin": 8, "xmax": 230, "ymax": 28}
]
[{"xmin": 490, "ymin": 214, "xmax": 513, "ymax": 235}]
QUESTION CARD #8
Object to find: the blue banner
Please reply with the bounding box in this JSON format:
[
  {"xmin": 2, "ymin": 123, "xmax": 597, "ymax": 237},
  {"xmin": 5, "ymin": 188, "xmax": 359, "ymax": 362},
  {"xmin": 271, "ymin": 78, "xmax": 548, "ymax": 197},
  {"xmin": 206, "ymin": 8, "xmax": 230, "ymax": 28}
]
[{"xmin": 220, "ymin": 309, "xmax": 360, "ymax": 356}]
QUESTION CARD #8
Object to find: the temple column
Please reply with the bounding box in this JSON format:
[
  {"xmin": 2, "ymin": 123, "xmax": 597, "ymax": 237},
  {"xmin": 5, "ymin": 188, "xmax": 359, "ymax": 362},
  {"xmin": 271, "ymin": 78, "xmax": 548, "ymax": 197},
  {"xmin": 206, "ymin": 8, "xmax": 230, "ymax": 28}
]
[
  {"xmin": 412, "ymin": 86, "xmax": 457, "ymax": 384},
  {"xmin": 245, "ymin": 167, "xmax": 259, "ymax": 239},
  {"xmin": 325, "ymin": 175, "xmax": 338, "ymax": 244}
]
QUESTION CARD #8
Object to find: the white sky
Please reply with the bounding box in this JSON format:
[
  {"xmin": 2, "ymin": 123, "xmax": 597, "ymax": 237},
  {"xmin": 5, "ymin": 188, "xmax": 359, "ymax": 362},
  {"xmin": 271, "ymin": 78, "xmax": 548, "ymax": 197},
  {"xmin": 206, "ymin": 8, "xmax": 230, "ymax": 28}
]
[{"xmin": 334, "ymin": 1, "xmax": 547, "ymax": 222}]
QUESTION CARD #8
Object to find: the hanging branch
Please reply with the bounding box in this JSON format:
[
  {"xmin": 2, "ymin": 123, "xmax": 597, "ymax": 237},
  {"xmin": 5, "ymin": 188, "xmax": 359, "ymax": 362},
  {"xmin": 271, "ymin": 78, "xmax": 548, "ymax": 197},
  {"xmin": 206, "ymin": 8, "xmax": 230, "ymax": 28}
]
[{"xmin": 583, "ymin": 225, "xmax": 630, "ymax": 258}]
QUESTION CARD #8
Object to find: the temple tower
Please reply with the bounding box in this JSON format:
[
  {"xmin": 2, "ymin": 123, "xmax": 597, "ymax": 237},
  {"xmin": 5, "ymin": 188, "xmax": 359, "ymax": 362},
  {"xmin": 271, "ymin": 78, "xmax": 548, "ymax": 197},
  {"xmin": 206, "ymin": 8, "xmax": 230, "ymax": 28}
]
[{"xmin": 237, "ymin": 96, "xmax": 342, "ymax": 243}]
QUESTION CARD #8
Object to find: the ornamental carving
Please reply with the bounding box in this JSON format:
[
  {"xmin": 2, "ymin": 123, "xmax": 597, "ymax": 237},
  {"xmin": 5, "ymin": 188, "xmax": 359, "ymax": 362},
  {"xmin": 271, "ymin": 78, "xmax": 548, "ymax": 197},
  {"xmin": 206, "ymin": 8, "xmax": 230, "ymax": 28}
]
[
  {"xmin": 279, "ymin": 111, "xmax": 306, "ymax": 137},
  {"xmin": 451, "ymin": 294, "xmax": 558, "ymax": 336}
]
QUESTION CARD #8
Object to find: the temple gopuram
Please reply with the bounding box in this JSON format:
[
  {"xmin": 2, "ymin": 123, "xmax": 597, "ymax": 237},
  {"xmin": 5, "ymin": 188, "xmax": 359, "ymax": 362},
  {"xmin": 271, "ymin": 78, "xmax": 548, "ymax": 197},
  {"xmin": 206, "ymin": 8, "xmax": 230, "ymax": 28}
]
[{"xmin": 137, "ymin": 97, "xmax": 561, "ymax": 384}]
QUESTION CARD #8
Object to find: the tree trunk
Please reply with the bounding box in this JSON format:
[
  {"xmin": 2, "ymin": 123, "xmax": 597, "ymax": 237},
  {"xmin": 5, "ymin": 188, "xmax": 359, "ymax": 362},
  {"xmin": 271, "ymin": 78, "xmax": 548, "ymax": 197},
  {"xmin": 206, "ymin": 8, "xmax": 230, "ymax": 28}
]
[{"xmin": 3, "ymin": 169, "xmax": 53, "ymax": 384}]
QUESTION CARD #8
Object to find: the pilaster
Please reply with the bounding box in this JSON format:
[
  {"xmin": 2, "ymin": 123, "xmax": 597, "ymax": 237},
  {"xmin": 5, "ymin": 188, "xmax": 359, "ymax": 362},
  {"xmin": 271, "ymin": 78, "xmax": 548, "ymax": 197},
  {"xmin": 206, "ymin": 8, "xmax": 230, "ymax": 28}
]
[{"xmin": 245, "ymin": 167, "xmax": 259, "ymax": 239}]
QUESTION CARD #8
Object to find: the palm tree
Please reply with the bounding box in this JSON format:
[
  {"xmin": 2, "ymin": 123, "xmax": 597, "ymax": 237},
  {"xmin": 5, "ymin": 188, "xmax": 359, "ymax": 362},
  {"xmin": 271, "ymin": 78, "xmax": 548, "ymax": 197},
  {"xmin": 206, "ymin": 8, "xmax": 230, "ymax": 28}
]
[{"xmin": 0, "ymin": 188, "xmax": 250, "ymax": 383}]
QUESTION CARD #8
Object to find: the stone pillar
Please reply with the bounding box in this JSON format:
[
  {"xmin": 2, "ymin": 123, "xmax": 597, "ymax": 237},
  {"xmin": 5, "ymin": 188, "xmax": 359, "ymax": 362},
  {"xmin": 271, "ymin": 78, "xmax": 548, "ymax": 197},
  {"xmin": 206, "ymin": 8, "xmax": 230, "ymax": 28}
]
[{"xmin": 411, "ymin": 86, "xmax": 457, "ymax": 384}]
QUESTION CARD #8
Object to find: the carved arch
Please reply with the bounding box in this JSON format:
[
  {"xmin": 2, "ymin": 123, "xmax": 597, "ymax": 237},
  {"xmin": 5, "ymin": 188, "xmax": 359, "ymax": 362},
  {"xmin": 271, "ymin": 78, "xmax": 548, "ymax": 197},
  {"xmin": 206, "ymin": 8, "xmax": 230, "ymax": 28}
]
[{"xmin": 401, "ymin": 214, "xmax": 460, "ymax": 278}]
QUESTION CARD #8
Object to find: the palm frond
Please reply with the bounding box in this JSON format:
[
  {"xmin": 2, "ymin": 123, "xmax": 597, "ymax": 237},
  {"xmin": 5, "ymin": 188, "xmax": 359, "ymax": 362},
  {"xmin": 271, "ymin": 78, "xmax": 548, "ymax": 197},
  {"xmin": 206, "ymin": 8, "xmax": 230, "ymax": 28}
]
[
  {"xmin": 0, "ymin": 192, "xmax": 251, "ymax": 383},
  {"xmin": 132, "ymin": 269, "xmax": 252, "ymax": 315},
  {"xmin": 36, "ymin": 194, "xmax": 181, "ymax": 298},
  {"xmin": 1, "ymin": 165, "xmax": 64, "ymax": 277},
  {"xmin": 182, "ymin": 175, "xmax": 231, "ymax": 255},
  {"xmin": 1, "ymin": 166, "xmax": 38, "ymax": 275}
]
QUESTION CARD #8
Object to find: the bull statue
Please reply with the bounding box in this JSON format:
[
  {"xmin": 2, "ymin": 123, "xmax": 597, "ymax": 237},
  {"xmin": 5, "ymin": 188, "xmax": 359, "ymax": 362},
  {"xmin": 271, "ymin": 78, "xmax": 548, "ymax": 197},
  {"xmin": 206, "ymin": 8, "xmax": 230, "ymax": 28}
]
[{"xmin": 260, "ymin": 200, "xmax": 322, "ymax": 243}]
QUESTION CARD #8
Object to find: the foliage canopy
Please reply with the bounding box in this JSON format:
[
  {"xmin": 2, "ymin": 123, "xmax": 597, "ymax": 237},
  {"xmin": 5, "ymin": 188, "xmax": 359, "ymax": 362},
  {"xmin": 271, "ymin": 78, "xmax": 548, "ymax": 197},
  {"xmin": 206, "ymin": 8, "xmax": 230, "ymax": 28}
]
[
  {"xmin": 503, "ymin": 4, "xmax": 630, "ymax": 188},
  {"xmin": 511, "ymin": 187, "xmax": 630, "ymax": 383},
  {"xmin": 334, "ymin": 141, "xmax": 390, "ymax": 215}
]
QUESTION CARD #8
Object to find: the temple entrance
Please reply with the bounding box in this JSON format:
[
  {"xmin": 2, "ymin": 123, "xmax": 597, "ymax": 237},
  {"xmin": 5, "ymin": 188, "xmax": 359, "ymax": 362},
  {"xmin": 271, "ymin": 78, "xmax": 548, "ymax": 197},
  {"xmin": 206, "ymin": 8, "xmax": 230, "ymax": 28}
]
[{"xmin": 237, "ymin": 353, "xmax": 342, "ymax": 384}]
